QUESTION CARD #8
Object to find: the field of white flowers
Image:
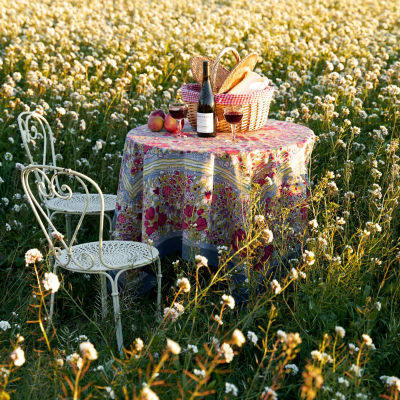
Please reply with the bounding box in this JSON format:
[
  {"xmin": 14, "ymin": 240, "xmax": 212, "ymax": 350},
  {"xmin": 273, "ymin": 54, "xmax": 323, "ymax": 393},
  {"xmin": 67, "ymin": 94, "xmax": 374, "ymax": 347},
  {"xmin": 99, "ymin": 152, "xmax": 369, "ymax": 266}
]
[{"xmin": 1, "ymin": 0, "xmax": 400, "ymax": 398}]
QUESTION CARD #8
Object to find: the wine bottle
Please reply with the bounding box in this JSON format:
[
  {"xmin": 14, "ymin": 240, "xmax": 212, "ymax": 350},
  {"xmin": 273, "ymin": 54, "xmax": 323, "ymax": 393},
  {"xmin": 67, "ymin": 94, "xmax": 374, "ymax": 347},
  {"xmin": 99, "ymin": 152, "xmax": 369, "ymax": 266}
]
[{"xmin": 197, "ymin": 61, "xmax": 216, "ymax": 137}]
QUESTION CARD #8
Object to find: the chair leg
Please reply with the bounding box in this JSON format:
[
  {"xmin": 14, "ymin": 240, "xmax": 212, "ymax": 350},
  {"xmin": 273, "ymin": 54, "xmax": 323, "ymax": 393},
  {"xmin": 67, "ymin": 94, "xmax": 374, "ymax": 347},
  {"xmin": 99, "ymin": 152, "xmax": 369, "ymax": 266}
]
[
  {"xmin": 46, "ymin": 265, "xmax": 57, "ymax": 333},
  {"xmin": 65, "ymin": 214, "xmax": 72, "ymax": 244},
  {"xmin": 100, "ymin": 275, "xmax": 108, "ymax": 319},
  {"xmin": 47, "ymin": 209, "xmax": 53, "ymax": 239},
  {"xmin": 110, "ymin": 277, "xmax": 124, "ymax": 354},
  {"xmin": 156, "ymin": 257, "xmax": 162, "ymax": 315},
  {"xmin": 105, "ymin": 213, "xmax": 113, "ymax": 239}
]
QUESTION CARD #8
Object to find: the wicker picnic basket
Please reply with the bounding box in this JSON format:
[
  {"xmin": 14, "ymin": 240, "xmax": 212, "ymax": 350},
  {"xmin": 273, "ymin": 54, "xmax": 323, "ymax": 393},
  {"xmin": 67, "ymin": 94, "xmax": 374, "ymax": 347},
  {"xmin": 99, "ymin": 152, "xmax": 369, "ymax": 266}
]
[{"xmin": 182, "ymin": 47, "xmax": 274, "ymax": 133}]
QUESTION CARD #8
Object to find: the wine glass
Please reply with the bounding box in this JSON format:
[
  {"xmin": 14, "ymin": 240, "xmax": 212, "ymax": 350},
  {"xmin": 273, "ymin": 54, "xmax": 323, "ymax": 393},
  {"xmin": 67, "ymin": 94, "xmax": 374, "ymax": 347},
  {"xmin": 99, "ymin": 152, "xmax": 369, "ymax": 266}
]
[
  {"xmin": 223, "ymin": 105, "xmax": 243, "ymax": 142},
  {"xmin": 169, "ymin": 102, "xmax": 188, "ymax": 137}
]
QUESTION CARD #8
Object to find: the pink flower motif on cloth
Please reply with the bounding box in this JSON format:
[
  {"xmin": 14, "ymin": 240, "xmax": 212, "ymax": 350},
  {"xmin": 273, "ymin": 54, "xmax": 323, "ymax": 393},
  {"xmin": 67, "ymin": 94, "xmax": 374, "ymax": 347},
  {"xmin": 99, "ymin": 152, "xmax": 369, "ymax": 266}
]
[{"xmin": 145, "ymin": 207, "xmax": 155, "ymax": 220}]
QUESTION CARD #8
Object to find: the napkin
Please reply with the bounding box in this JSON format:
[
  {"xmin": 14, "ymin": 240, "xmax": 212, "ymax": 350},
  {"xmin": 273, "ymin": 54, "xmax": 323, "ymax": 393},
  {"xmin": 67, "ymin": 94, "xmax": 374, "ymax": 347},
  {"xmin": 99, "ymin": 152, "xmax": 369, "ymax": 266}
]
[{"xmin": 227, "ymin": 71, "xmax": 269, "ymax": 94}]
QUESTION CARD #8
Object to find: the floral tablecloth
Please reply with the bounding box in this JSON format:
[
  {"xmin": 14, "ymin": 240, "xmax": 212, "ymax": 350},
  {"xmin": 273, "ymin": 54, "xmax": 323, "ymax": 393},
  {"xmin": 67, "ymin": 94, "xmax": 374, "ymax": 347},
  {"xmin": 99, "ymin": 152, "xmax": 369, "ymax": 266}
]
[{"xmin": 113, "ymin": 120, "xmax": 315, "ymax": 265}]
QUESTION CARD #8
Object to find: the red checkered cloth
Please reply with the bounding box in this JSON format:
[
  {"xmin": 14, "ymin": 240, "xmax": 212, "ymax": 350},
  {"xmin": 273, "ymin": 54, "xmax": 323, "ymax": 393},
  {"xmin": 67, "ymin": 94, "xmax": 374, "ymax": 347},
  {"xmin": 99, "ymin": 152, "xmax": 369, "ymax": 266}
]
[{"xmin": 181, "ymin": 83, "xmax": 274, "ymax": 105}]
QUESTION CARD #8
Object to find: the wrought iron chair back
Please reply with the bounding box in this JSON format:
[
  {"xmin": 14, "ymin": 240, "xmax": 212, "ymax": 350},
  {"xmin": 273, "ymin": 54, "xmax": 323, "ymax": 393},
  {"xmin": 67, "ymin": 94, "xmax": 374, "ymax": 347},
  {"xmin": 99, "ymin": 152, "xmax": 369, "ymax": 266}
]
[
  {"xmin": 18, "ymin": 111, "xmax": 58, "ymax": 166},
  {"xmin": 18, "ymin": 111, "xmax": 61, "ymax": 191},
  {"xmin": 18, "ymin": 111, "xmax": 117, "ymax": 242},
  {"xmin": 21, "ymin": 165, "xmax": 110, "ymax": 271}
]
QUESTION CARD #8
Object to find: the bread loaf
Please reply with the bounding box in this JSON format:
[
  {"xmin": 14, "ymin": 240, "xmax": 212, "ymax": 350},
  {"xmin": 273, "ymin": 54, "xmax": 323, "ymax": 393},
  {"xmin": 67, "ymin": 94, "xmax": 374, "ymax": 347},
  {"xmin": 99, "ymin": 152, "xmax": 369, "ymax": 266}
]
[{"xmin": 228, "ymin": 71, "xmax": 269, "ymax": 94}]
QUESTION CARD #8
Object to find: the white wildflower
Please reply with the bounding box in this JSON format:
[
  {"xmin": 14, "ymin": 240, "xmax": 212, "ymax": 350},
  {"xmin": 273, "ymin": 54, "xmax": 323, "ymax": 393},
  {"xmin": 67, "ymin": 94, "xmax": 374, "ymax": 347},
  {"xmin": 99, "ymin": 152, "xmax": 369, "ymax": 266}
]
[
  {"xmin": 220, "ymin": 343, "xmax": 234, "ymax": 363},
  {"xmin": 362, "ymin": 334, "xmax": 373, "ymax": 346},
  {"xmin": 187, "ymin": 344, "xmax": 198, "ymax": 353},
  {"xmin": 140, "ymin": 386, "xmax": 159, "ymax": 400},
  {"xmin": 326, "ymin": 171, "xmax": 335, "ymax": 179},
  {"xmin": 52, "ymin": 231, "xmax": 64, "ymax": 241},
  {"xmin": 166, "ymin": 338, "xmax": 181, "ymax": 355},
  {"xmin": 96, "ymin": 139, "xmax": 104, "ymax": 150},
  {"xmin": 105, "ymin": 386, "xmax": 115, "ymax": 399},
  {"xmin": 311, "ymin": 350, "xmax": 322, "ymax": 360},
  {"xmin": 348, "ymin": 343, "xmax": 359, "ymax": 353},
  {"xmin": 270, "ymin": 279, "xmax": 282, "ymax": 294},
  {"xmin": 285, "ymin": 363, "xmax": 299, "ymax": 375},
  {"xmin": 134, "ymin": 338, "xmax": 144, "ymax": 352},
  {"xmin": 350, "ymin": 364, "xmax": 363, "ymax": 377},
  {"xmin": 16, "ymin": 334, "xmax": 24, "ymax": 343},
  {"xmin": 262, "ymin": 386, "xmax": 278, "ymax": 400},
  {"xmin": 303, "ymin": 250, "xmax": 315, "ymax": 266},
  {"xmin": 336, "ymin": 217, "xmax": 346, "ymax": 226},
  {"xmin": 231, "ymin": 329, "xmax": 246, "ymax": 347},
  {"xmin": 10, "ymin": 347, "xmax": 25, "ymax": 367},
  {"xmin": 195, "ymin": 255, "xmax": 208, "ymax": 267},
  {"xmin": 335, "ymin": 326, "xmax": 346, "ymax": 338},
  {"xmin": 263, "ymin": 228, "xmax": 274, "ymax": 243},
  {"xmin": 381, "ymin": 376, "xmax": 400, "ymax": 391},
  {"xmin": 221, "ymin": 294, "xmax": 235, "ymax": 309},
  {"xmin": 0, "ymin": 321, "xmax": 11, "ymax": 331},
  {"xmin": 25, "ymin": 248, "xmax": 43, "ymax": 265},
  {"xmin": 217, "ymin": 245, "xmax": 228, "ymax": 254},
  {"xmin": 66, "ymin": 353, "xmax": 82, "ymax": 369},
  {"xmin": 193, "ymin": 368, "xmax": 206, "ymax": 377},
  {"xmin": 335, "ymin": 392, "xmax": 346, "ymax": 400},
  {"xmin": 247, "ymin": 331, "xmax": 258, "ymax": 345},
  {"xmin": 173, "ymin": 303, "xmax": 184, "ymax": 315},
  {"xmin": 176, "ymin": 277, "xmax": 191, "ymax": 293},
  {"xmin": 42, "ymin": 272, "xmax": 60, "ymax": 293},
  {"xmin": 163, "ymin": 307, "xmax": 179, "ymax": 322},
  {"xmin": 80, "ymin": 341, "xmax": 98, "ymax": 360},
  {"xmin": 56, "ymin": 107, "xmax": 66, "ymax": 115},
  {"xmin": 79, "ymin": 119, "xmax": 86, "ymax": 131},
  {"xmin": 327, "ymin": 181, "xmax": 338, "ymax": 192},
  {"xmin": 277, "ymin": 330, "xmax": 287, "ymax": 343},
  {"xmin": 255, "ymin": 214, "xmax": 265, "ymax": 224},
  {"xmin": 56, "ymin": 358, "xmax": 64, "ymax": 367},
  {"xmin": 225, "ymin": 382, "xmax": 238, "ymax": 396},
  {"xmin": 338, "ymin": 377, "xmax": 350, "ymax": 387},
  {"xmin": 290, "ymin": 268, "xmax": 299, "ymax": 280}
]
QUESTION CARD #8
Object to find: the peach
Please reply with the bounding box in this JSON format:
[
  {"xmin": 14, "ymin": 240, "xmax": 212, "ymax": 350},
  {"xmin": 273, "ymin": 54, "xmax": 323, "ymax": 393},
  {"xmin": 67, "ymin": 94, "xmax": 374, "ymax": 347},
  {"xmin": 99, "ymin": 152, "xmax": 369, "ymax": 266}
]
[
  {"xmin": 148, "ymin": 115, "xmax": 164, "ymax": 132},
  {"xmin": 164, "ymin": 113, "xmax": 184, "ymax": 133}
]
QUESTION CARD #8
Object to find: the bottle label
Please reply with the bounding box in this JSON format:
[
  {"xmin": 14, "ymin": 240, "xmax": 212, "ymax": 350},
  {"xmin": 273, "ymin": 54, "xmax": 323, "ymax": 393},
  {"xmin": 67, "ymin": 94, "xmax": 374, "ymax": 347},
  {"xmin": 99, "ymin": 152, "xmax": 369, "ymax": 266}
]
[{"xmin": 197, "ymin": 112, "xmax": 214, "ymax": 134}]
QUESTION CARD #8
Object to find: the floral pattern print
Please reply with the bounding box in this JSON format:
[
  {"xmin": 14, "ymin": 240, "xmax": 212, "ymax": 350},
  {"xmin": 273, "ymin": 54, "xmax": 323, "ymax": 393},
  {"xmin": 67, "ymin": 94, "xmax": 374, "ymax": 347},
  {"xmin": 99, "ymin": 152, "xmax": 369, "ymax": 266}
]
[{"xmin": 114, "ymin": 120, "xmax": 315, "ymax": 261}]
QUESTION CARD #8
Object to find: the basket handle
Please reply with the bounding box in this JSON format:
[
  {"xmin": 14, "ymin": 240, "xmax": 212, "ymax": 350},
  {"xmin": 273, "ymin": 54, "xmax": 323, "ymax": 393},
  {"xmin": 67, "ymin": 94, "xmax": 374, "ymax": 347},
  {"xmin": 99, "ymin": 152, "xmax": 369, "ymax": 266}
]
[{"xmin": 211, "ymin": 47, "xmax": 240, "ymax": 92}]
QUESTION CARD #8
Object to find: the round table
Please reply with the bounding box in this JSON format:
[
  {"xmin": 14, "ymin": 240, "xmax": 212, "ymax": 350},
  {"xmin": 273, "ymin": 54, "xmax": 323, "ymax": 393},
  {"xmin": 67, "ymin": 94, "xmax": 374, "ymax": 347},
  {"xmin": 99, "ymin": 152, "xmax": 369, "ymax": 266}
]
[{"xmin": 113, "ymin": 120, "xmax": 315, "ymax": 266}]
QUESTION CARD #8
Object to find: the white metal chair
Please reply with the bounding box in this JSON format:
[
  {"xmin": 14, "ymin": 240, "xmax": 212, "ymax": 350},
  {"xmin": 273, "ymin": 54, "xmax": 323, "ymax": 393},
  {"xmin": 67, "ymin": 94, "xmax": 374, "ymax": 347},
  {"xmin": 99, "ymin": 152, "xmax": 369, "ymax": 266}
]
[
  {"xmin": 21, "ymin": 165, "xmax": 162, "ymax": 353},
  {"xmin": 18, "ymin": 111, "xmax": 117, "ymax": 240}
]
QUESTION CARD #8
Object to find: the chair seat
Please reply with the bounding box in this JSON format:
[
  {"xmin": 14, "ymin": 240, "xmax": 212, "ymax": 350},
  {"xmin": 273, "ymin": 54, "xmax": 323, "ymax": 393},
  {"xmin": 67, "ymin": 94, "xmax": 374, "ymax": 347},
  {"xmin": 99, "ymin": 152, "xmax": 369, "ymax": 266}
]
[
  {"xmin": 46, "ymin": 193, "xmax": 116, "ymax": 213},
  {"xmin": 55, "ymin": 240, "xmax": 159, "ymax": 272}
]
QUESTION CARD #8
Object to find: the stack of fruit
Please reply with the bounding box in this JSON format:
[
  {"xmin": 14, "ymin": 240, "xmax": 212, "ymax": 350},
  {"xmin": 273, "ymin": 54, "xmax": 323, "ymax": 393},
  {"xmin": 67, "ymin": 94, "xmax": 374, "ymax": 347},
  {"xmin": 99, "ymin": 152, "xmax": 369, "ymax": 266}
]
[{"xmin": 147, "ymin": 109, "xmax": 184, "ymax": 133}]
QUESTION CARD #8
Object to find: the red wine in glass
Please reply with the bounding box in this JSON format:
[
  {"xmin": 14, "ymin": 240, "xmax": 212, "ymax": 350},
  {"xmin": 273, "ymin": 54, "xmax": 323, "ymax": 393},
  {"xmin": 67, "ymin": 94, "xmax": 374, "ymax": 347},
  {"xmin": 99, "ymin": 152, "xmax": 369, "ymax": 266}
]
[
  {"xmin": 169, "ymin": 103, "xmax": 188, "ymax": 137},
  {"xmin": 223, "ymin": 106, "xmax": 243, "ymax": 142},
  {"xmin": 169, "ymin": 106, "xmax": 188, "ymax": 120},
  {"xmin": 224, "ymin": 111, "xmax": 243, "ymax": 124}
]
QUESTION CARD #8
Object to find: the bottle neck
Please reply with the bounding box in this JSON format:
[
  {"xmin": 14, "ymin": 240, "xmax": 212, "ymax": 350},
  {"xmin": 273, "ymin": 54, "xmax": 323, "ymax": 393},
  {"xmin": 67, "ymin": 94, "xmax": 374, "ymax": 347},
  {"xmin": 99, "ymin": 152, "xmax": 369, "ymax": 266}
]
[{"xmin": 202, "ymin": 62, "xmax": 209, "ymax": 83}]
